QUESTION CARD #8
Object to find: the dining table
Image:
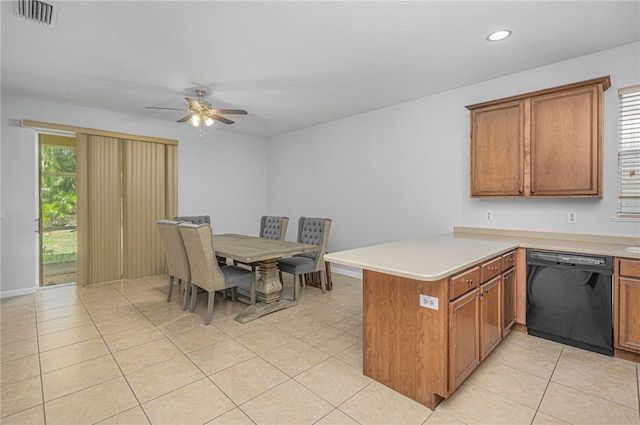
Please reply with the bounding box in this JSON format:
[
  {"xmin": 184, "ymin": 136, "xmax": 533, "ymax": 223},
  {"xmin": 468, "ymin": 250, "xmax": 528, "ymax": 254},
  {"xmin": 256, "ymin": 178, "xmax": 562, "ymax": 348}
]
[{"xmin": 213, "ymin": 233, "xmax": 320, "ymax": 323}]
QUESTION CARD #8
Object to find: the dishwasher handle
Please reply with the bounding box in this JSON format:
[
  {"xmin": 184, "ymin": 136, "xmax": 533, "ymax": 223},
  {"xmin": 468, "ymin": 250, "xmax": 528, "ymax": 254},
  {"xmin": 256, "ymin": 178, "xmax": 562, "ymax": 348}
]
[{"xmin": 528, "ymin": 249, "xmax": 612, "ymax": 271}]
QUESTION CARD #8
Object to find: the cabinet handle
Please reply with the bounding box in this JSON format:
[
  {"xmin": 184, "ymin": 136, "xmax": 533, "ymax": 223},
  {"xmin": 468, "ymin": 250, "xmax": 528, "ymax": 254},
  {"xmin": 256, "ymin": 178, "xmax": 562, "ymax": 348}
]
[
  {"xmin": 465, "ymin": 279, "xmax": 473, "ymax": 285},
  {"xmin": 518, "ymin": 189, "xmax": 523, "ymax": 194},
  {"xmin": 491, "ymin": 266, "xmax": 498, "ymax": 271},
  {"xmin": 531, "ymin": 189, "xmax": 535, "ymax": 194}
]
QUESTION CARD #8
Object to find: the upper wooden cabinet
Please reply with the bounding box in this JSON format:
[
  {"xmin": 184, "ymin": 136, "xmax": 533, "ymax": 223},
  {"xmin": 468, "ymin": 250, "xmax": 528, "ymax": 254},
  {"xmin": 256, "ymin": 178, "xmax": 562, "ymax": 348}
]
[{"xmin": 467, "ymin": 76, "xmax": 610, "ymax": 198}]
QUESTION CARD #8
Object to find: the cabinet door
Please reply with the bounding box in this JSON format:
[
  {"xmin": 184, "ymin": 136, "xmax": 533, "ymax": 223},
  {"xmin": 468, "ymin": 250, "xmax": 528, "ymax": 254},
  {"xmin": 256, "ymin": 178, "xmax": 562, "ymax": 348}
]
[
  {"xmin": 449, "ymin": 289, "xmax": 480, "ymax": 391},
  {"xmin": 479, "ymin": 276, "xmax": 502, "ymax": 360},
  {"xmin": 618, "ymin": 277, "xmax": 640, "ymax": 353},
  {"xmin": 529, "ymin": 85, "xmax": 601, "ymax": 196},
  {"xmin": 470, "ymin": 101, "xmax": 525, "ymax": 197},
  {"xmin": 502, "ymin": 267, "xmax": 517, "ymax": 336}
]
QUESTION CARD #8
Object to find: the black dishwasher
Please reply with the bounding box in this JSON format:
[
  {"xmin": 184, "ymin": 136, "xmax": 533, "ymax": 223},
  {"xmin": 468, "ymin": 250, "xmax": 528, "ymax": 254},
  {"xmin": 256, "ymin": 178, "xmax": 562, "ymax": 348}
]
[{"xmin": 526, "ymin": 249, "xmax": 614, "ymax": 356}]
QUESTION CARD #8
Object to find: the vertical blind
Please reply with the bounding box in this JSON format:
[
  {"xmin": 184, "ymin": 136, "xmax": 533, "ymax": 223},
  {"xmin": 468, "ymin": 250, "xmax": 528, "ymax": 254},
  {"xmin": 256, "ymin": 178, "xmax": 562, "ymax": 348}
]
[
  {"xmin": 23, "ymin": 120, "xmax": 178, "ymax": 286},
  {"xmin": 618, "ymin": 85, "xmax": 640, "ymax": 217},
  {"xmin": 76, "ymin": 135, "xmax": 122, "ymax": 285},
  {"xmin": 76, "ymin": 134, "xmax": 177, "ymax": 285},
  {"xmin": 122, "ymin": 139, "xmax": 168, "ymax": 279}
]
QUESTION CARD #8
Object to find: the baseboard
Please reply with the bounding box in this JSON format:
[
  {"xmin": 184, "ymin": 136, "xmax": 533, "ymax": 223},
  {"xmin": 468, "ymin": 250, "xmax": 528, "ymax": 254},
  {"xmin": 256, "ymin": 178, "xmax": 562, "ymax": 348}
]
[
  {"xmin": 1, "ymin": 287, "xmax": 36, "ymax": 299},
  {"xmin": 330, "ymin": 264, "xmax": 362, "ymax": 279}
]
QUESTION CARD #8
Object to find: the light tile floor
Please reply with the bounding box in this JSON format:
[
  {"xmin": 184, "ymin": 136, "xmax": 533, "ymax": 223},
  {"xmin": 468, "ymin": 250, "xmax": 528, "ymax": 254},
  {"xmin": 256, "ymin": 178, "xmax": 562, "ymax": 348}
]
[{"xmin": 1, "ymin": 273, "xmax": 639, "ymax": 425}]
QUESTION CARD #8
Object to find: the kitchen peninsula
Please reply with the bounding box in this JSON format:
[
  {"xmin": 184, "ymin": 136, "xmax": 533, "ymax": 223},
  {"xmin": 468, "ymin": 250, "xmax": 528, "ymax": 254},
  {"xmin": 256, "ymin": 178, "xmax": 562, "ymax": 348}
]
[{"xmin": 324, "ymin": 229, "xmax": 639, "ymax": 409}]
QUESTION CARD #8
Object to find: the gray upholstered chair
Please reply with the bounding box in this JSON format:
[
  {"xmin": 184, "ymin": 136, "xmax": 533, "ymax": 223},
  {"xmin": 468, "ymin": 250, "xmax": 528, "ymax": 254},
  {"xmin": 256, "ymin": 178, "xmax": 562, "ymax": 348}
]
[
  {"xmin": 174, "ymin": 215, "xmax": 210, "ymax": 225},
  {"xmin": 235, "ymin": 216, "xmax": 289, "ymax": 271},
  {"xmin": 156, "ymin": 220, "xmax": 191, "ymax": 309},
  {"xmin": 278, "ymin": 217, "xmax": 331, "ymax": 301},
  {"xmin": 175, "ymin": 215, "xmax": 229, "ymax": 266},
  {"xmin": 178, "ymin": 223, "xmax": 256, "ymax": 325},
  {"xmin": 259, "ymin": 215, "xmax": 289, "ymax": 240}
]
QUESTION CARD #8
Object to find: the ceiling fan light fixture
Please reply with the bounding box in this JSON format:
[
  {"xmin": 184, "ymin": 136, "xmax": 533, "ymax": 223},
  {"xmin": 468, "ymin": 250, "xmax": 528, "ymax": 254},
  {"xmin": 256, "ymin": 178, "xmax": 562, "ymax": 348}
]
[
  {"xmin": 487, "ymin": 29, "xmax": 511, "ymax": 42},
  {"xmin": 204, "ymin": 116, "xmax": 214, "ymax": 127},
  {"xmin": 190, "ymin": 114, "xmax": 201, "ymax": 127}
]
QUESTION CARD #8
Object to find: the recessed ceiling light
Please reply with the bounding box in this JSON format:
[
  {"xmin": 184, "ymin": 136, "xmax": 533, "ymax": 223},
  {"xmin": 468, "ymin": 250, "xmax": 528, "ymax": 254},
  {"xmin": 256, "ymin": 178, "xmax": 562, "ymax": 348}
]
[{"xmin": 487, "ymin": 30, "xmax": 512, "ymax": 42}]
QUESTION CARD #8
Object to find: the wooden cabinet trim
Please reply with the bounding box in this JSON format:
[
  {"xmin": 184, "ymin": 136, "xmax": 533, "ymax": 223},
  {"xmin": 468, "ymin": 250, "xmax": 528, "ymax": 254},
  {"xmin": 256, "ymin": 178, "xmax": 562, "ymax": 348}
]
[
  {"xmin": 468, "ymin": 76, "xmax": 609, "ymax": 198},
  {"xmin": 615, "ymin": 258, "xmax": 640, "ymax": 354},
  {"xmin": 450, "ymin": 266, "xmax": 480, "ymax": 300},
  {"xmin": 618, "ymin": 277, "xmax": 640, "ymax": 352},
  {"xmin": 620, "ymin": 258, "xmax": 640, "ymax": 278},
  {"xmin": 480, "ymin": 257, "xmax": 502, "ymax": 283},
  {"xmin": 529, "ymin": 85, "xmax": 601, "ymax": 196},
  {"xmin": 501, "ymin": 250, "xmax": 517, "ymax": 271},
  {"xmin": 449, "ymin": 288, "xmax": 480, "ymax": 392},
  {"xmin": 465, "ymin": 76, "xmax": 611, "ymax": 111},
  {"xmin": 479, "ymin": 275, "xmax": 503, "ymax": 360},
  {"xmin": 502, "ymin": 267, "xmax": 517, "ymax": 335}
]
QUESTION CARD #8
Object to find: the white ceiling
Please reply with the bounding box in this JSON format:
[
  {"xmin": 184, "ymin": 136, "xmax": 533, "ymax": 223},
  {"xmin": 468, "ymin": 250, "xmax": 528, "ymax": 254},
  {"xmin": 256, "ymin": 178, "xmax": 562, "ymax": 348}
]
[{"xmin": 2, "ymin": 1, "xmax": 639, "ymax": 138}]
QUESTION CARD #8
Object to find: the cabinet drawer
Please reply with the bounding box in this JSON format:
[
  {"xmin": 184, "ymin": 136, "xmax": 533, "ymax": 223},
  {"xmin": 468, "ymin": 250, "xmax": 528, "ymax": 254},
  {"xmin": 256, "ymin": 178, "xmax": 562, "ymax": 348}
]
[
  {"xmin": 619, "ymin": 258, "xmax": 640, "ymax": 279},
  {"xmin": 480, "ymin": 257, "xmax": 502, "ymax": 282},
  {"xmin": 501, "ymin": 251, "xmax": 517, "ymax": 271},
  {"xmin": 450, "ymin": 266, "xmax": 480, "ymax": 300}
]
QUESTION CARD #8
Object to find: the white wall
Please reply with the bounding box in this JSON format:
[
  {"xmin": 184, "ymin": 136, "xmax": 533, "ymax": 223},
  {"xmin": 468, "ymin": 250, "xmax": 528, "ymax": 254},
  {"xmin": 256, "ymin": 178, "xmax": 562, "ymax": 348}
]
[
  {"xmin": 3, "ymin": 43, "xmax": 639, "ymax": 295},
  {"xmin": 0, "ymin": 95, "xmax": 267, "ymax": 296},
  {"xmin": 267, "ymin": 43, "xmax": 640, "ymax": 260}
]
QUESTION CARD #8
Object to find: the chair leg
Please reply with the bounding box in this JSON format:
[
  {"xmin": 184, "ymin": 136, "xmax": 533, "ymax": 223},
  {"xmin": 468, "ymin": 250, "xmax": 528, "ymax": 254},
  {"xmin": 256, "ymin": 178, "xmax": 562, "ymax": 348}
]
[
  {"xmin": 167, "ymin": 275, "xmax": 174, "ymax": 302},
  {"xmin": 320, "ymin": 270, "xmax": 327, "ymax": 294},
  {"xmin": 205, "ymin": 291, "xmax": 215, "ymax": 325},
  {"xmin": 231, "ymin": 287, "xmax": 237, "ymax": 302},
  {"xmin": 189, "ymin": 284, "xmax": 198, "ymax": 312},
  {"xmin": 293, "ymin": 274, "xmax": 300, "ymax": 301},
  {"xmin": 182, "ymin": 280, "xmax": 191, "ymax": 311}
]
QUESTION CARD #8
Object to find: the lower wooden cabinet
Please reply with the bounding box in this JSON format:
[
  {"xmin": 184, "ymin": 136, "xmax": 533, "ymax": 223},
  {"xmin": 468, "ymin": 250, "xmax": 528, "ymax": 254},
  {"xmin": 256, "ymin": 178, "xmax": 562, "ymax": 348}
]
[
  {"xmin": 615, "ymin": 258, "xmax": 640, "ymax": 354},
  {"xmin": 449, "ymin": 289, "xmax": 480, "ymax": 391},
  {"xmin": 502, "ymin": 267, "xmax": 517, "ymax": 335},
  {"xmin": 362, "ymin": 250, "xmax": 518, "ymax": 410},
  {"xmin": 480, "ymin": 276, "xmax": 502, "ymax": 360}
]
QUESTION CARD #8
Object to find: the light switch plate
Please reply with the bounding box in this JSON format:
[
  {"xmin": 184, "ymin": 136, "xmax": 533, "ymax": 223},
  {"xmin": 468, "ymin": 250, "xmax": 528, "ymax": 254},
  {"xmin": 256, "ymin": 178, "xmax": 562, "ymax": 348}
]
[{"xmin": 419, "ymin": 294, "xmax": 439, "ymax": 310}]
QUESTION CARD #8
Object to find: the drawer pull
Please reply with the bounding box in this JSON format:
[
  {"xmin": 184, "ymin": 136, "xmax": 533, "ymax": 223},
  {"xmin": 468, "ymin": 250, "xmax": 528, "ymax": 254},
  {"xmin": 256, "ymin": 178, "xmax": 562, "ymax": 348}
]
[
  {"xmin": 465, "ymin": 279, "xmax": 474, "ymax": 285},
  {"xmin": 491, "ymin": 266, "xmax": 498, "ymax": 271}
]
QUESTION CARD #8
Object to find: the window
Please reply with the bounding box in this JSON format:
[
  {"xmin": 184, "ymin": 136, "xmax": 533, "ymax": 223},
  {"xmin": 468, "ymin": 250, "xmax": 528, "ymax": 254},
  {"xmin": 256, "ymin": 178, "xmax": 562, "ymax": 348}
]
[{"xmin": 618, "ymin": 85, "xmax": 640, "ymax": 218}]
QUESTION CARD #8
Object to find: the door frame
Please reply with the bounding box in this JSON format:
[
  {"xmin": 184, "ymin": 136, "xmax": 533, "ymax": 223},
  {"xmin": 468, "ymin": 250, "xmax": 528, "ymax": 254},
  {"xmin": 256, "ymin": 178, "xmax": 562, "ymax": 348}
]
[{"xmin": 36, "ymin": 129, "xmax": 77, "ymax": 289}]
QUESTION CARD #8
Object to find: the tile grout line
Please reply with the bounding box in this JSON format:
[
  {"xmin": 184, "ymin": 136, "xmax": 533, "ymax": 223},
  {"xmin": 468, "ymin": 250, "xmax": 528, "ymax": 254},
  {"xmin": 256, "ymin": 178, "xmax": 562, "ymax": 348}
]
[
  {"xmin": 34, "ymin": 292, "xmax": 49, "ymax": 425},
  {"xmin": 74, "ymin": 281, "xmax": 155, "ymax": 425}
]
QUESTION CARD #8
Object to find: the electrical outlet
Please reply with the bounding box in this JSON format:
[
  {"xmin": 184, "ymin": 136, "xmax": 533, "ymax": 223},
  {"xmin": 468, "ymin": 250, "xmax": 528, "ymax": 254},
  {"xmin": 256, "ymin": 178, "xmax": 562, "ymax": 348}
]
[
  {"xmin": 419, "ymin": 294, "xmax": 439, "ymax": 310},
  {"xmin": 485, "ymin": 210, "xmax": 493, "ymax": 221},
  {"xmin": 568, "ymin": 212, "xmax": 577, "ymax": 224}
]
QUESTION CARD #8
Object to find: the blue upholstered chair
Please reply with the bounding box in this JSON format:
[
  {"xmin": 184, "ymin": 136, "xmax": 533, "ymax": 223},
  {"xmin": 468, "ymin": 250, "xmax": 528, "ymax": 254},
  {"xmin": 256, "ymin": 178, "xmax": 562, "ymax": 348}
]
[
  {"xmin": 278, "ymin": 217, "xmax": 331, "ymax": 301},
  {"xmin": 156, "ymin": 220, "xmax": 191, "ymax": 308},
  {"xmin": 178, "ymin": 223, "xmax": 256, "ymax": 325},
  {"xmin": 235, "ymin": 216, "xmax": 289, "ymax": 271}
]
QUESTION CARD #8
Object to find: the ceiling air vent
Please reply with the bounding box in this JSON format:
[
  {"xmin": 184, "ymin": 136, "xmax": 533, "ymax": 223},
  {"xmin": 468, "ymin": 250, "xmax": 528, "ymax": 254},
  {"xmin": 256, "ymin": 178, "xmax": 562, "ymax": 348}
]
[{"xmin": 13, "ymin": 0, "xmax": 58, "ymax": 28}]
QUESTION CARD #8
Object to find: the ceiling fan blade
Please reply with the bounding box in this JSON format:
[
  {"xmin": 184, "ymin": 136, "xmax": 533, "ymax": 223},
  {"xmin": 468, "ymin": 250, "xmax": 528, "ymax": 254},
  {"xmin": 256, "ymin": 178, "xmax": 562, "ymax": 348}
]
[
  {"xmin": 146, "ymin": 106, "xmax": 188, "ymax": 112},
  {"xmin": 185, "ymin": 97, "xmax": 204, "ymax": 111},
  {"xmin": 208, "ymin": 114, "xmax": 234, "ymax": 125},
  {"xmin": 177, "ymin": 114, "xmax": 193, "ymax": 123},
  {"xmin": 211, "ymin": 109, "xmax": 248, "ymax": 115}
]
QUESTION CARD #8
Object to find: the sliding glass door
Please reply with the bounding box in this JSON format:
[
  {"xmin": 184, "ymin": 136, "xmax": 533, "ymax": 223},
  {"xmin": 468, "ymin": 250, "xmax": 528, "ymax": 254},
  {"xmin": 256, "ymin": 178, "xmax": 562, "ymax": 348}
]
[{"xmin": 39, "ymin": 133, "xmax": 77, "ymax": 287}]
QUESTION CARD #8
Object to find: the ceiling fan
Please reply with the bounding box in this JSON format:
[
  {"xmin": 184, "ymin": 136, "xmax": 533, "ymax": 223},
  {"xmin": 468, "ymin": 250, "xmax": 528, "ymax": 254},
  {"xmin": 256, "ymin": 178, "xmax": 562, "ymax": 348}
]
[{"xmin": 146, "ymin": 89, "xmax": 247, "ymax": 136}]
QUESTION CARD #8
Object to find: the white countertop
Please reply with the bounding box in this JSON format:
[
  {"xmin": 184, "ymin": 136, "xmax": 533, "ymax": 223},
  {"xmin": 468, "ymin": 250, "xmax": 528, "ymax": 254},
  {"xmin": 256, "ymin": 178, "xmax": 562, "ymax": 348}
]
[
  {"xmin": 324, "ymin": 233, "xmax": 517, "ymax": 281},
  {"xmin": 324, "ymin": 228, "xmax": 640, "ymax": 281}
]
